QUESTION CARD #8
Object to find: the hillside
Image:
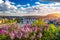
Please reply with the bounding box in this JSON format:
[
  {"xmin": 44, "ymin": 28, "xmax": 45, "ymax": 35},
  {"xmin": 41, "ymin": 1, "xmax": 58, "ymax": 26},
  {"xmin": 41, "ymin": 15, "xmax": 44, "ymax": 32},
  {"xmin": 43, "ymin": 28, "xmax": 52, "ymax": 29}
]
[
  {"xmin": 47, "ymin": 13, "xmax": 60, "ymax": 18},
  {"xmin": 40, "ymin": 13, "xmax": 60, "ymax": 20}
]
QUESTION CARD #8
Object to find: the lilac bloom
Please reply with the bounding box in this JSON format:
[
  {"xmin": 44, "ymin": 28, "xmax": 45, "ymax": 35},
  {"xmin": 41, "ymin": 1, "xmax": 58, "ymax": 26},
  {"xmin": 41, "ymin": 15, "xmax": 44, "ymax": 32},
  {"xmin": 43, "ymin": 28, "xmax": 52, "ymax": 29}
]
[
  {"xmin": 0, "ymin": 28, "xmax": 3, "ymax": 34},
  {"xmin": 32, "ymin": 25, "xmax": 38, "ymax": 32},
  {"xmin": 21, "ymin": 26, "xmax": 31, "ymax": 33},
  {"xmin": 24, "ymin": 24, "xmax": 31, "ymax": 28},
  {"xmin": 2, "ymin": 30, "xmax": 9, "ymax": 35},
  {"xmin": 38, "ymin": 27, "xmax": 43, "ymax": 32},
  {"xmin": 9, "ymin": 32, "xmax": 15, "ymax": 40},
  {"xmin": 24, "ymin": 27, "xmax": 30, "ymax": 32},
  {"xmin": 37, "ymin": 32, "xmax": 42, "ymax": 38},
  {"xmin": 17, "ymin": 32, "xmax": 23, "ymax": 39},
  {"xmin": 13, "ymin": 30, "xmax": 19, "ymax": 37}
]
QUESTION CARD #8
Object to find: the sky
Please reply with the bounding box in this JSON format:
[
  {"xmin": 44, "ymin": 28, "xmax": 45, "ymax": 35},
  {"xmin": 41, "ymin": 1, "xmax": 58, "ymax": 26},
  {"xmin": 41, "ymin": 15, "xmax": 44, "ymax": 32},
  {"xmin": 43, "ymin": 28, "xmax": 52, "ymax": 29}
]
[
  {"xmin": 8, "ymin": 0, "xmax": 51, "ymax": 5},
  {"xmin": 0, "ymin": 0, "xmax": 60, "ymax": 16}
]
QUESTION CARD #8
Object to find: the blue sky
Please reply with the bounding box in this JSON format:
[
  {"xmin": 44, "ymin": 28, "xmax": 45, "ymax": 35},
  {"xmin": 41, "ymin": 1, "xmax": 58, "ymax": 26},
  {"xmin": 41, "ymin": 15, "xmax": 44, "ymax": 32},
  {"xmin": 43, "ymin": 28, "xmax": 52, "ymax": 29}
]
[
  {"xmin": 10, "ymin": 0, "xmax": 51, "ymax": 5},
  {"xmin": 3, "ymin": 0, "xmax": 52, "ymax": 6}
]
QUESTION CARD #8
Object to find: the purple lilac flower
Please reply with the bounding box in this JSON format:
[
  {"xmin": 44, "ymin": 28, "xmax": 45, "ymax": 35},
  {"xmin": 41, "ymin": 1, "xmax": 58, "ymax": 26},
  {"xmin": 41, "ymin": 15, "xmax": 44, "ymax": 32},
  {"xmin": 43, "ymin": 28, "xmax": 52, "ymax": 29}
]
[
  {"xmin": 2, "ymin": 30, "xmax": 9, "ymax": 35},
  {"xmin": 24, "ymin": 24, "xmax": 31, "ymax": 28},
  {"xmin": 0, "ymin": 28, "xmax": 3, "ymax": 34},
  {"xmin": 24, "ymin": 27, "xmax": 31, "ymax": 32},
  {"xmin": 0, "ymin": 28, "xmax": 9, "ymax": 35},
  {"xmin": 21, "ymin": 27, "xmax": 30, "ymax": 33},
  {"xmin": 38, "ymin": 27, "xmax": 43, "ymax": 32},
  {"xmin": 32, "ymin": 25, "xmax": 38, "ymax": 32},
  {"xmin": 37, "ymin": 32, "xmax": 42, "ymax": 38},
  {"xmin": 16, "ymin": 31, "xmax": 23, "ymax": 39},
  {"xmin": 9, "ymin": 32, "xmax": 15, "ymax": 40}
]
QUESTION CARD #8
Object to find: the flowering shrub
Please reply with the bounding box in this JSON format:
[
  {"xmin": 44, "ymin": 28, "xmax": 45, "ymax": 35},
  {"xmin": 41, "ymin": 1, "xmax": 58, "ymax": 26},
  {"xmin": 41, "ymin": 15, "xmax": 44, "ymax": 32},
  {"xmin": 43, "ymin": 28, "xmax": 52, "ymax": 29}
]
[
  {"xmin": 0, "ymin": 19, "xmax": 60, "ymax": 40},
  {"xmin": 0, "ymin": 22, "xmax": 49, "ymax": 40}
]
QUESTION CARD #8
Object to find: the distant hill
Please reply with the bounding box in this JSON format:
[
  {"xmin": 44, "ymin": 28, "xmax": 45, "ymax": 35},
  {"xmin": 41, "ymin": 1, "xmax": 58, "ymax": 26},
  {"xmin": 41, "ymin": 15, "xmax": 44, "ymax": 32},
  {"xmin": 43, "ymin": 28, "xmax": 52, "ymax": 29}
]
[
  {"xmin": 47, "ymin": 13, "xmax": 60, "ymax": 18},
  {"xmin": 40, "ymin": 13, "xmax": 60, "ymax": 20}
]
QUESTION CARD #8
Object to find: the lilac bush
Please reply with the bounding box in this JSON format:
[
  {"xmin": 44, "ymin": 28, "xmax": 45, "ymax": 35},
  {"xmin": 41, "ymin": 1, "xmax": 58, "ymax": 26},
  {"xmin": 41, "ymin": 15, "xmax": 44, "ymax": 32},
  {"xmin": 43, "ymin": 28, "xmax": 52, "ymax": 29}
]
[{"xmin": 0, "ymin": 22, "xmax": 50, "ymax": 40}]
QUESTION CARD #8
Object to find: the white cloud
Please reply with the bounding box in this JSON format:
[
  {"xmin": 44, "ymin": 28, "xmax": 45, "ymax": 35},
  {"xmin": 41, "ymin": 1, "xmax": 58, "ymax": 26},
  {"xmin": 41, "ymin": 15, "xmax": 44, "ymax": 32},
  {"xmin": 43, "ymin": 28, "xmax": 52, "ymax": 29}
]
[
  {"xmin": 17, "ymin": 5, "xmax": 27, "ymax": 7},
  {"xmin": 5, "ymin": 0, "xmax": 11, "ymax": 8},
  {"xmin": 0, "ymin": 0, "xmax": 17, "ymax": 11},
  {"xmin": 35, "ymin": 2, "xmax": 40, "ymax": 5},
  {"xmin": 39, "ymin": 2, "xmax": 60, "ymax": 14},
  {"xmin": 16, "ymin": 5, "xmax": 21, "ymax": 7},
  {"xmin": 0, "ymin": 0, "xmax": 4, "ymax": 4},
  {"xmin": 24, "ymin": 2, "xmax": 60, "ymax": 15},
  {"xmin": 20, "ymin": 7, "xmax": 26, "ymax": 10},
  {"xmin": 10, "ymin": 2, "xmax": 15, "ymax": 5},
  {"xmin": 27, "ymin": 4, "xmax": 30, "ymax": 7}
]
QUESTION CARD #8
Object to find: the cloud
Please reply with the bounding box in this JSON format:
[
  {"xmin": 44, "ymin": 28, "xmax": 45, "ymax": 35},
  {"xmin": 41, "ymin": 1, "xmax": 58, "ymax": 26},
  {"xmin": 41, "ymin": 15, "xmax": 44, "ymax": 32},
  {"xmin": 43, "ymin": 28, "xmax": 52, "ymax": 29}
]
[
  {"xmin": 0, "ymin": 0, "xmax": 17, "ymax": 12},
  {"xmin": 16, "ymin": 4, "xmax": 27, "ymax": 8},
  {"xmin": 20, "ymin": 7, "xmax": 26, "ymax": 10},
  {"xmin": 0, "ymin": 0, "xmax": 4, "ymax": 4},
  {"xmin": 0, "ymin": 3, "xmax": 8, "ymax": 11},
  {"xmin": 10, "ymin": 2, "xmax": 15, "ymax": 5},
  {"xmin": 27, "ymin": 4, "xmax": 30, "ymax": 7},
  {"xmin": 24, "ymin": 2, "xmax": 60, "ymax": 15},
  {"xmin": 16, "ymin": 5, "xmax": 21, "ymax": 7},
  {"xmin": 16, "ymin": 4, "xmax": 30, "ymax": 8},
  {"xmin": 35, "ymin": 2, "xmax": 40, "ymax": 5}
]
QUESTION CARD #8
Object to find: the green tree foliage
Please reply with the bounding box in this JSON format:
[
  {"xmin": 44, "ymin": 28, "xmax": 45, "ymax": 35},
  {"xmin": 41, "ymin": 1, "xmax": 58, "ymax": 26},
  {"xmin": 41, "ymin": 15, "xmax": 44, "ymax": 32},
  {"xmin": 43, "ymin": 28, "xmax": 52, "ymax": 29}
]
[
  {"xmin": 42, "ymin": 24, "xmax": 57, "ymax": 40},
  {"xmin": 32, "ymin": 19, "xmax": 46, "ymax": 27},
  {"xmin": 0, "ymin": 34, "xmax": 10, "ymax": 40}
]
